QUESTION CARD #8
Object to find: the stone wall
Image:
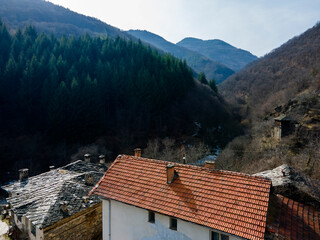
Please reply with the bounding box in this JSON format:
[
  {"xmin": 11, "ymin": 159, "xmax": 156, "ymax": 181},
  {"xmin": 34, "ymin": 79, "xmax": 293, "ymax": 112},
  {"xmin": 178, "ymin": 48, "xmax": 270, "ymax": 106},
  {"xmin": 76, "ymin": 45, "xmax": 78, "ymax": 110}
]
[{"xmin": 43, "ymin": 202, "xmax": 102, "ymax": 240}]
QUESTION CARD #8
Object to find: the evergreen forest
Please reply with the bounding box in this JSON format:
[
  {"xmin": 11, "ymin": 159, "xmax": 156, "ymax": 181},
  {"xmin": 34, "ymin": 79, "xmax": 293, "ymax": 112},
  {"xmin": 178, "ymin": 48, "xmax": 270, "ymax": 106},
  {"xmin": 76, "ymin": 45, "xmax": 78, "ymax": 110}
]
[{"xmin": 0, "ymin": 21, "xmax": 238, "ymax": 182}]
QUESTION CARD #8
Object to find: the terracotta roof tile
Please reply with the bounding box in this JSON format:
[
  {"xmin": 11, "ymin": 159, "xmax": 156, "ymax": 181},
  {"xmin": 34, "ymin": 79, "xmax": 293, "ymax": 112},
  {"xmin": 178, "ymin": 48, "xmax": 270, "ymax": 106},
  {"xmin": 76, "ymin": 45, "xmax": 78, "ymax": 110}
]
[
  {"xmin": 91, "ymin": 155, "xmax": 271, "ymax": 240},
  {"xmin": 268, "ymin": 195, "xmax": 320, "ymax": 240}
]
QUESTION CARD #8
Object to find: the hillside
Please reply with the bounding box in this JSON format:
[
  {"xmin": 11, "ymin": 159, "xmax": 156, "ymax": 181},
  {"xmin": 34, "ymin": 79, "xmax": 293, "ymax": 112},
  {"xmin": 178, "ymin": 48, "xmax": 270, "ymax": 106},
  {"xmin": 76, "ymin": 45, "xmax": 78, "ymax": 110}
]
[
  {"xmin": 127, "ymin": 30, "xmax": 235, "ymax": 84},
  {"xmin": 219, "ymin": 23, "xmax": 320, "ymax": 121},
  {"xmin": 0, "ymin": 22, "xmax": 240, "ymax": 183},
  {"xmin": 178, "ymin": 37, "xmax": 258, "ymax": 72},
  {"xmin": 0, "ymin": 0, "xmax": 129, "ymax": 38},
  {"xmin": 217, "ymin": 23, "xmax": 320, "ymax": 180}
]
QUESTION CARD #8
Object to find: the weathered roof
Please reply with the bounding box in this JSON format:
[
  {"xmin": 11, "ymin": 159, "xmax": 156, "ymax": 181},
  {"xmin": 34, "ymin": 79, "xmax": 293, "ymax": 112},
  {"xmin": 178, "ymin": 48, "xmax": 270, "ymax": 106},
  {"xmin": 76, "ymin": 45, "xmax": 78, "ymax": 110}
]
[
  {"xmin": 255, "ymin": 164, "xmax": 320, "ymax": 209},
  {"xmin": 267, "ymin": 194, "xmax": 320, "ymax": 240},
  {"xmin": 91, "ymin": 155, "xmax": 271, "ymax": 240},
  {"xmin": 274, "ymin": 115, "xmax": 295, "ymax": 122},
  {"xmin": 3, "ymin": 160, "xmax": 107, "ymax": 229}
]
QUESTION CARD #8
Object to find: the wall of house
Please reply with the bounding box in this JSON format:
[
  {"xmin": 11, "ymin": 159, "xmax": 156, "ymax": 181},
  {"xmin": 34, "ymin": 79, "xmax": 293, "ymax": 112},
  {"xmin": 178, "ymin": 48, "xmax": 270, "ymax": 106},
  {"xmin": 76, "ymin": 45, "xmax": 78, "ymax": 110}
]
[
  {"xmin": 43, "ymin": 202, "xmax": 102, "ymax": 240},
  {"xmin": 274, "ymin": 126, "xmax": 282, "ymax": 140},
  {"xmin": 102, "ymin": 199, "xmax": 241, "ymax": 240},
  {"xmin": 13, "ymin": 213, "xmax": 44, "ymax": 240}
]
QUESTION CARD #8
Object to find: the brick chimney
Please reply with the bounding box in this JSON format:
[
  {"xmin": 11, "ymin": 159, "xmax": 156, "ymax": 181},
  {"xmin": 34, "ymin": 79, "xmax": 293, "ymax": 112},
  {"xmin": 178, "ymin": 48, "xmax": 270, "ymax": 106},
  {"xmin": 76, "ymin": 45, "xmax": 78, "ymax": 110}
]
[
  {"xmin": 99, "ymin": 155, "xmax": 106, "ymax": 164},
  {"xmin": 19, "ymin": 169, "xmax": 29, "ymax": 182},
  {"xmin": 84, "ymin": 153, "xmax": 91, "ymax": 163},
  {"xmin": 204, "ymin": 161, "xmax": 215, "ymax": 170},
  {"xmin": 85, "ymin": 173, "xmax": 95, "ymax": 186},
  {"xmin": 166, "ymin": 164, "xmax": 178, "ymax": 184},
  {"xmin": 134, "ymin": 148, "xmax": 141, "ymax": 157}
]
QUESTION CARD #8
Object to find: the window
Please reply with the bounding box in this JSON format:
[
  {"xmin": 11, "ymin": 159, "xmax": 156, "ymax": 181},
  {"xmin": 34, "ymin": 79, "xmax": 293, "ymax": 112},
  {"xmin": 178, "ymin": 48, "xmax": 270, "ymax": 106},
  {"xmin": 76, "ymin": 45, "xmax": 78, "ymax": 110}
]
[
  {"xmin": 170, "ymin": 218, "xmax": 177, "ymax": 231},
  {"xmin": 221, "ymin": 235, "xmax": 229, "ymax": 240},
  {"xmin": 17, "ymin": 215, "xmax": 22, "ymax": 222},
  {"xmin": 211, "ymin": 231, "xmax": 229, "ymax": 240},
  {"xmin": 148, "ymin": 211, "xmax": 155, "ymax": 223}
]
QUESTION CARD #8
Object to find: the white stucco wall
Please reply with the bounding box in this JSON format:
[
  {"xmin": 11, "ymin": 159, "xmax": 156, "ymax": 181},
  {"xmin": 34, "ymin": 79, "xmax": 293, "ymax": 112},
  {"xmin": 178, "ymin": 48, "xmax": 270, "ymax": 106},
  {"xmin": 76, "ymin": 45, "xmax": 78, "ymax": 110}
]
[{"xmin": 102, "ymin": 199, "xmax": 241, "ymax": 240}]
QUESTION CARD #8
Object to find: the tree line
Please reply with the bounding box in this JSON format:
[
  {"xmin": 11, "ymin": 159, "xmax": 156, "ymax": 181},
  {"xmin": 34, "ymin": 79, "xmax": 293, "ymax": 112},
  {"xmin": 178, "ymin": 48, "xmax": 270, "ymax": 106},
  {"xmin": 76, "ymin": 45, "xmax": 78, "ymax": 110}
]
[{"xmin": 0, "ymin": 21, "xmax": 195, "ymax": 144}]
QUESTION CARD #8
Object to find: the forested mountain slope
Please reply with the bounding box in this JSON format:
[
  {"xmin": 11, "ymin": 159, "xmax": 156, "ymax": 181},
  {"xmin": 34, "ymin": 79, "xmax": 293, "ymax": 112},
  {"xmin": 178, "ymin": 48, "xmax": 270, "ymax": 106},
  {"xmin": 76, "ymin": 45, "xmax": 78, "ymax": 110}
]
[
  {"xmin": 0, "ymin": 0, "xmax": 129, "ymax": 38},
  {"xmin": 0, "ymin": 22, "xmax": 240, "ymax": 183},
  {"xmin": 127, "ymin": 30, "xmax": 235, "ymax": 84},
  {"xmin": 219, "ymin": 23, "xmax": 320, "ymax": 121},
  {"xmin": 177, "ymin": 37, "xmax": 258, "ymax": 72}
]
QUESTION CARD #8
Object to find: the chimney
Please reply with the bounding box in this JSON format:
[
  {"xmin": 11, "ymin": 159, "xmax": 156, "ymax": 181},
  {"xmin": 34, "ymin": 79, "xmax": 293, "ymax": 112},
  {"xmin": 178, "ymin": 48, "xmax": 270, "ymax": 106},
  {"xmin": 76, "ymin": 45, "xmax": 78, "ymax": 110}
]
[
  {"xmin": 166, "ymin": 164, "xmax": 178, "ymax": 184},
  {"xmin": 19, "ymin": 169, "xmax": 29, "ymax": 182},
  {"xmin": 134, "ymin": 148, "xmax": 141, "ymax": 157},
  {"xmin": 84, "ymin": 153, "xmax": 91, "ymax": 163},
  {"xmin": 182, "ymin": 157, "xmax": 186, "ymax": 164},
  {"xmin": 204, "ymin": 161, "xmax": 215, "ymax": 170},
  {"xmin": 49, "ymin": 166, "xmax": 55, "ymax": 171},
  {"xmin": 85, "ymin": 173, "xmax": 95, "ymax": 186},
  {"xmin": 60, "ymin": 201, "xmax": 68, "ymax": 213},
  {"xmin": 99, "ymin": 155, "xmax": 106, "ymax": 164}
]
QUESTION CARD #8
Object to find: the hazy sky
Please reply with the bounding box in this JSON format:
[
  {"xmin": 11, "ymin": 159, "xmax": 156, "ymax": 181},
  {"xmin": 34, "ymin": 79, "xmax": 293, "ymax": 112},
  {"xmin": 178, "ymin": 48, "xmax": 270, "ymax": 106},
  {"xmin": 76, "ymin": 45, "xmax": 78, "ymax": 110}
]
[{"xmin": 48, "ymin": 0, "xmax": 319, "ymax": 57}]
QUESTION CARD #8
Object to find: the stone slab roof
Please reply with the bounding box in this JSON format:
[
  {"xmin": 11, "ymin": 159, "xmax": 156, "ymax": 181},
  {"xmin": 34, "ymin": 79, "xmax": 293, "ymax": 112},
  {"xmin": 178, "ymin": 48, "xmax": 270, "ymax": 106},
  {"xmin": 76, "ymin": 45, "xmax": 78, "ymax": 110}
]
[
  {"xmin": 254, "ymin": 164, "xmax": 320, "ymax": 209},
  {"xmin": 91, "ymin": 155, "xmax": 271, "ymax": 240},
  {"xmin": 274, "ymin": 115, "xmax": 295, "ymax": 122},
  {"xmin": 2, "ymin": 160, "xmax": 107, "ymax": 229}
]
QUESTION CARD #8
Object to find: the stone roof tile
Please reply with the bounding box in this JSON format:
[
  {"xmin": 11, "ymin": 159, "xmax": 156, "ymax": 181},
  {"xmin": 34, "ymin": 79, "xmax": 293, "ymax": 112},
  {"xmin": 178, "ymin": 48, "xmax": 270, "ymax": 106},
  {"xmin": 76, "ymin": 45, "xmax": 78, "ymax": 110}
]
[{"xmin": 3, "ymin": 160, "xmax": 107, "ymax": 229}]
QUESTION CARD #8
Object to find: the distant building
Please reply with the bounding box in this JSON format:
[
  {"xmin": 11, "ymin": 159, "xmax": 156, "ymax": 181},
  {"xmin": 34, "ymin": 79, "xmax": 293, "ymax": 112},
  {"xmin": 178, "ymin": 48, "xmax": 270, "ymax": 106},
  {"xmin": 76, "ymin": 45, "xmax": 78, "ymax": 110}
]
[
  {"xmin": 90, "ymin": 150, "xmax": 272, "ymax": 240},
  {"xmin": 3, "ymin": 155, "xmax": 107, "ymax": 240},
  {"xmin": 272, "ymin": 115, "xmax": 297, "ymax": 140}
]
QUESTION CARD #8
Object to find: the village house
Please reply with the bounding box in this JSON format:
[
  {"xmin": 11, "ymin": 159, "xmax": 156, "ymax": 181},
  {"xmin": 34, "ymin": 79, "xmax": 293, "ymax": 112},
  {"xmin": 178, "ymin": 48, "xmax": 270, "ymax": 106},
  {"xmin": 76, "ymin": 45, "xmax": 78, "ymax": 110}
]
[
  {"xmin": 90, "ymin": 150, "xmax": 272, "ymax": 240},
  {"xmin": 2, "ymin": 154, "xmax": 107, "ymax": 240}
]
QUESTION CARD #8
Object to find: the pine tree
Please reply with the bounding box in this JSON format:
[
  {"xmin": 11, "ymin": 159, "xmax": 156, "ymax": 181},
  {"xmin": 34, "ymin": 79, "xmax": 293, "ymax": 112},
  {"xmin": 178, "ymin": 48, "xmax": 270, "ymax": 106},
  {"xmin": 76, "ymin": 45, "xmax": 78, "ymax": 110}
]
[
  {"xmin": 198, "ymin": 72, "xmax": 208, "ymax": 85},
  {"xmin": 209, "ymin": 79, "xmax": 218, "ymax": 93}
]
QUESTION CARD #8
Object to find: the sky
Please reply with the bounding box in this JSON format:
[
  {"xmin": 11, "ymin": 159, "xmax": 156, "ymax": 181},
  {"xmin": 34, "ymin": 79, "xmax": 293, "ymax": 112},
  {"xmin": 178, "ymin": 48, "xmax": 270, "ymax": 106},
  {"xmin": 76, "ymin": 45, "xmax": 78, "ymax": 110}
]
[{"xmin": 47, "ymin": 0, "xmax": 320, "ymax": 57}]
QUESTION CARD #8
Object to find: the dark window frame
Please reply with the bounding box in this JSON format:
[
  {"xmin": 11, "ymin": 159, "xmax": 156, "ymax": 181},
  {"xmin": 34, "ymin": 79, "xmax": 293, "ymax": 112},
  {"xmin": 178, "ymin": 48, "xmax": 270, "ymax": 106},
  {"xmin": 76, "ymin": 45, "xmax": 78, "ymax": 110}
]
[
  {"xmin": 148, "ymin": 211, "xmax": 155, "ymax": 223},
  {"xmin": 211, "ymin": 231, "xmax": 229, "ymax": 240},
  {"xmin": 170, "ymin": 217, "xmax": 177, "ymax": 231}
]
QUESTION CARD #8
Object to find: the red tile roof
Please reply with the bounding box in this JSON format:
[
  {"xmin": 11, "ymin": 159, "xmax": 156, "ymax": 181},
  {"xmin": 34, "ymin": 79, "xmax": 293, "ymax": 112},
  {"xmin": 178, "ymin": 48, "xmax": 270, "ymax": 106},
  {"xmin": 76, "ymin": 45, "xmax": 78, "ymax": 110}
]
[
  {"xmin": 269, "ymin": 195, "xmax": 320, "ymax": 240},
  {"xmin": 91, "ymin": 155, "xmax": 271, "ymax": 240}
]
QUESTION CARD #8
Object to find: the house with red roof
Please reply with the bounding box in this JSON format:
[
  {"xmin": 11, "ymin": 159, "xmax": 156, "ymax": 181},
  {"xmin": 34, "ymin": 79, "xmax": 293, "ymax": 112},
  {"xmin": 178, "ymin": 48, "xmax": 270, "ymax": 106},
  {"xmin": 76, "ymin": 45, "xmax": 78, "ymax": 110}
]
[{"xmin": 90, "ymin": 150, "xmax": 272, "ymax": 240}]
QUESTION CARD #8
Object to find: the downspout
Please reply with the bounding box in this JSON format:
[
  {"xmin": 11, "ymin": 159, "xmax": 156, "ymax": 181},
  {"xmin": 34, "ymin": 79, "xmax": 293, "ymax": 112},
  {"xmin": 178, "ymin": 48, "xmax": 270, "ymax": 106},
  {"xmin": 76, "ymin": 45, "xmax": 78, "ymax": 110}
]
[{"xmin": 109, "ymin": 199, "xmax": 111, "ymax": 240}]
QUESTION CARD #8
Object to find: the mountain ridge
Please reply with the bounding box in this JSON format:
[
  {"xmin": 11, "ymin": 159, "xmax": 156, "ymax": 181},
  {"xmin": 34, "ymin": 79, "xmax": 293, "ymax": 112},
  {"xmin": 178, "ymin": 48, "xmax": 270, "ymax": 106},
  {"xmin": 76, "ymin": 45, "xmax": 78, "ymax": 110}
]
[
  {"xmin": 127, "ymin": 30, "xmax": 235, "ymax": 84},
  {"xmin": 177, "ymin": 37, "xmax": 258, "ymax": 71},
  {"xmin": 0, "ymin": 0, "xmax": 130, "ymax": 38},
  {"xmin": 219, "ymin": 22, "xmax": 320, "ymax": 120}
]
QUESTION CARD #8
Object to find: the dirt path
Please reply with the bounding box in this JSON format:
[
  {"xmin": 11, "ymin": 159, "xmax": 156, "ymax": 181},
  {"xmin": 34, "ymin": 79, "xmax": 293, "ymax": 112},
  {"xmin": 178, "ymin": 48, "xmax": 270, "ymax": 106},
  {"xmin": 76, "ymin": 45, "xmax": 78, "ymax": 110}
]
[{"xmin": 0, "ymin": 220, "xmax": 8, "ymax": 239}]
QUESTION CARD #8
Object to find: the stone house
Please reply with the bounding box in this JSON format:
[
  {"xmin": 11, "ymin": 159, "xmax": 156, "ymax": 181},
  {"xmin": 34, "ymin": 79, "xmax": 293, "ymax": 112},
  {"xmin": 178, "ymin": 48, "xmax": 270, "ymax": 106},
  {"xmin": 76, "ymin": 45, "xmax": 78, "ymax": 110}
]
[
  {"xmin": 90, "ymin": 151, "xmax": 272, "ymax": 240},
  {"xmin": 3, "ymin": 155, "xmax": 107, "ymax": 240},
  {"xmin": 272, "ymin": 115, "xmax": 297, "ymax": 140}
]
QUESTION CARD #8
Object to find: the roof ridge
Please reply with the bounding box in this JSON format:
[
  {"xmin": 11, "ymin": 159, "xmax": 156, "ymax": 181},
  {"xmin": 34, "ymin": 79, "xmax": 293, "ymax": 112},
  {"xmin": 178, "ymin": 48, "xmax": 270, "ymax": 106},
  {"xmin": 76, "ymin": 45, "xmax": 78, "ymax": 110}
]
[{"xmin": 119, "ymin": 154, "xmax": 271, "ymax": 182}]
